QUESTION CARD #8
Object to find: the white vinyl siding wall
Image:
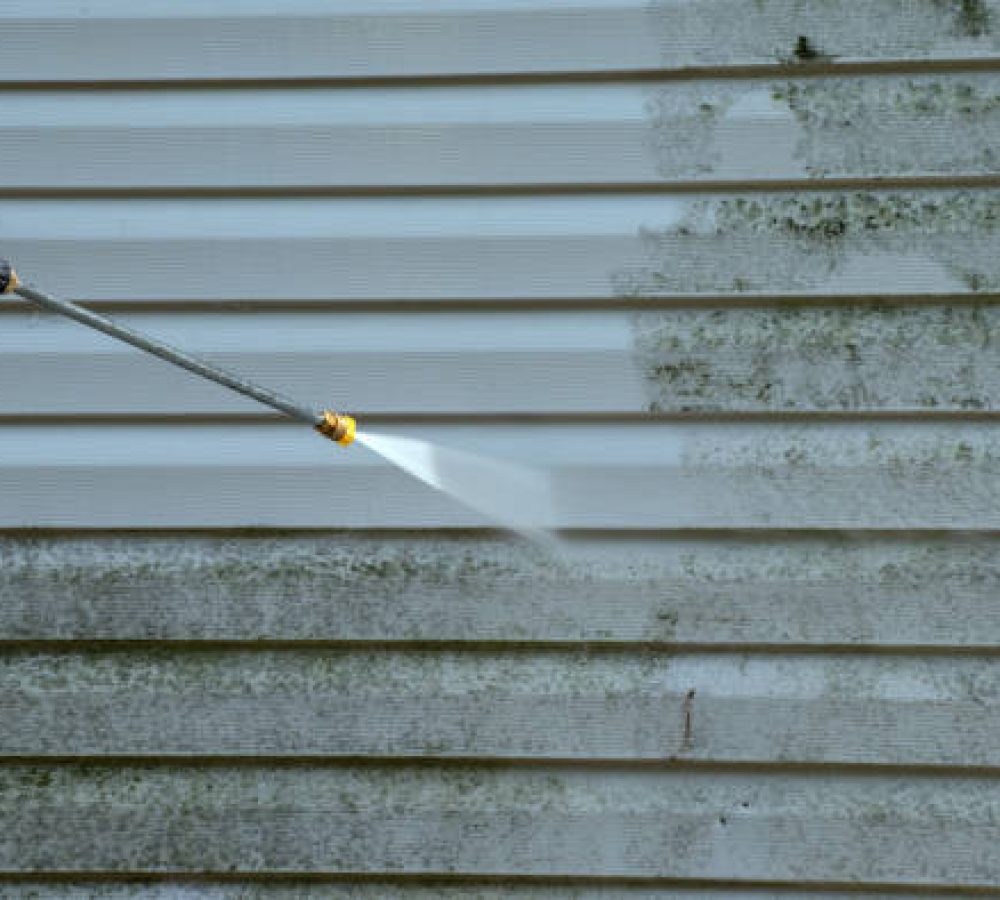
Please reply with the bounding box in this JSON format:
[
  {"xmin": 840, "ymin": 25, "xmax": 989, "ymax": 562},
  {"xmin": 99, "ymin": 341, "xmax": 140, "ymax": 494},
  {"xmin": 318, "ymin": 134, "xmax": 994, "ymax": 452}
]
[{"xmin": 3, "ymin": 0, "xmax": 1000, "ymax": 894}]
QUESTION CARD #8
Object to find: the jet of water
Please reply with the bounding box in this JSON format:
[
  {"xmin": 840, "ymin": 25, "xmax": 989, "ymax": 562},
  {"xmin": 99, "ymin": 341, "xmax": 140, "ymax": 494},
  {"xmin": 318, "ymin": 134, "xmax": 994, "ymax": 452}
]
[{"xmin": 356, "ymin": 430, "xmax": 558, "ymax": 544}]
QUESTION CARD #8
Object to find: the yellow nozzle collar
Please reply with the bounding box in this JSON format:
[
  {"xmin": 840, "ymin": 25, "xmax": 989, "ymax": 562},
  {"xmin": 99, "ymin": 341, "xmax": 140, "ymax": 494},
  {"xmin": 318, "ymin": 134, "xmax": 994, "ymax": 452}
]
[
  {"xmin": 0, "ymin": 261, "xmax": 17, "ymax": 295},
  {"xmin": 317, "ymin": 410, "xmax": 356, "ymax": 446}
]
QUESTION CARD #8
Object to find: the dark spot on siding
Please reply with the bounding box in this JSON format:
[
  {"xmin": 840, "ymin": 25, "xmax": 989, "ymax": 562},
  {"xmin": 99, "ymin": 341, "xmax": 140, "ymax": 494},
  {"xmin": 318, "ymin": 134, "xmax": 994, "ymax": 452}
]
[
  {"xmin": 656, "ymin": 608, "xmax": 679, "ymax": 639},
  {"xmin": 943, "ymin": 0, "xmax": 992, "ymax": 36},
  {"xmin": 964, "ymin": 272, "xmax": 987, "ymax": 291},
  {"xmin": 794, "ymin": 35, "xmax": 821, "ymax": 60},
  {"xmin": 680, "ymin": 688, "xmax": 696, "ymax": 753}
]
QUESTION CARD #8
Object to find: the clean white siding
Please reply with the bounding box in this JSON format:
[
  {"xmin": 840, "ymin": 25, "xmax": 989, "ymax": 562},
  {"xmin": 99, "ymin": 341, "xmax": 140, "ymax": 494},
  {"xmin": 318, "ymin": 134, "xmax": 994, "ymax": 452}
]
[{"xmin": 2, "ymin": 0, "xmax": 1000, "ymax": 894}]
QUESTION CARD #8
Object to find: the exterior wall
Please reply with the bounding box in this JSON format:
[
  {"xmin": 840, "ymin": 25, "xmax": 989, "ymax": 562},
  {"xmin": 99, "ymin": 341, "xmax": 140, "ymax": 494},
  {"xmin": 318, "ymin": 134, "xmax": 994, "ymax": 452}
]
[{"xmin": 2, "ymin": 0, "xmax": 1000, "ymax": 893}]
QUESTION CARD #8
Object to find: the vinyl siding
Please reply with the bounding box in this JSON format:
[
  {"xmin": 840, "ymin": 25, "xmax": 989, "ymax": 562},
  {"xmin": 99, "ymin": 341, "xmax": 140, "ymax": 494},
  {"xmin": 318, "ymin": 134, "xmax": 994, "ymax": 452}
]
[
  {"xmin": 2, "ymin": 0, "xmax": 999, "ymax": 894},
  {"xmin": 3, "ymin": 75, "xmax": 1000, "ymax": 188}
]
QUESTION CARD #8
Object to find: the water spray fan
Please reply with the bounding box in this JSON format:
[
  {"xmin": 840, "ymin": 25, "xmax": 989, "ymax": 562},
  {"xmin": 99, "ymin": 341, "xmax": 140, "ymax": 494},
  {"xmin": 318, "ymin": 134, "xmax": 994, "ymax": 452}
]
[{"xmin": 0, "ymin": 259, "xmax": 357, "ymax": 446}]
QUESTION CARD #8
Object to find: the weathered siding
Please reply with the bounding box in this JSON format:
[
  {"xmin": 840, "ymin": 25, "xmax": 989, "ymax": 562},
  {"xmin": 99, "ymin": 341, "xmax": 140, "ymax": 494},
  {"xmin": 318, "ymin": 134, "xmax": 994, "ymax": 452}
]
[
  {"xmin": 7, "ymin": 534, "xmax": 1000, "ymax": 647},
  {"xmin": 2, "ymin": 0, "xmax": 1000, "ymax": 893},
  {"xmin": 4, "ymin": 767, "xmax": 1000, "ymax": 882}
]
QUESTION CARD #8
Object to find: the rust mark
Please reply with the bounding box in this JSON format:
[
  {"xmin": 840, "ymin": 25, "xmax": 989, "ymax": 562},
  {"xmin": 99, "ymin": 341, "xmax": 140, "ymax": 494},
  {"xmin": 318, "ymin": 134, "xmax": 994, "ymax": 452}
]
[{"xmin": 675, "ymin": 688, "xmax": 696, "ymax": 756}]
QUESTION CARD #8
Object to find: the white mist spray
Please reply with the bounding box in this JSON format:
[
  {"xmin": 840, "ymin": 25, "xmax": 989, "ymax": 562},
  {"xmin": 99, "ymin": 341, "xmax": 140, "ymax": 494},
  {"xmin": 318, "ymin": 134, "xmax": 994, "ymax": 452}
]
[{"xmin": 356, "ymin": 431, "xmax": 557, "ymax": 543}]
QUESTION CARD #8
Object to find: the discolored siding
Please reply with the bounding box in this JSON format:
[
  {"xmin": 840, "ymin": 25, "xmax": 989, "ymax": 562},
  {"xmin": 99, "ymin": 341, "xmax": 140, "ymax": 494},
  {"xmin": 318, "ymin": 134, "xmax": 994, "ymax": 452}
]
[{"xmin": 2, "ymin": 0, "xmax": 1000, "ymax": 894}]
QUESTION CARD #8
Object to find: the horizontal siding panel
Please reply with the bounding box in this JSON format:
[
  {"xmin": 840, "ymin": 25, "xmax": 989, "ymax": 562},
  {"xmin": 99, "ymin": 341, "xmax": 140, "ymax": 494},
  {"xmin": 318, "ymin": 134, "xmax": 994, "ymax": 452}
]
[
  {"xmin": 10, "ymin": 303, "xmax": 1000, "ymax": 415},
  {"xmin": 3, "ymin": 765, "xmax": 1000, "ymax": 885},
  {"xmin": 2, "ymin": 191, "xmax": 996, "ymax": 302},
  {"xmin": 634, "ymin": 302, "xmax": 1000, "ymax": 413},
  {"xmin": 1, "ymin": 1, "xmax": 999, "ymax": 83},
  {"xmin": 4, "ymin": 534, "xmax": 1000, "ymax": 648},
  {"xmin": 0, "ymin": 1, "xmax": 663, "ymax": 83},
  {"xmin": 1, "ymin": 421, "xmax": 1000, "ymax": 528},
  {"xmin": 0, "ymin": 309, "xmax": 644, "ymax": 415},
  {"xmin": 3, "ymin": 650, "xmax": 1000, "ymax": 766},
  {"xmin": 4, "ymin": 74, "xmax": 1000, "ymax": 188}
]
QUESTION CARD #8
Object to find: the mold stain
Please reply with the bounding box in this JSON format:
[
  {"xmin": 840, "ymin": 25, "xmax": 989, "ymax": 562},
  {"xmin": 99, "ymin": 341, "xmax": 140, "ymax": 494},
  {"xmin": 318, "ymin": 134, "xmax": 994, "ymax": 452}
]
[
  {"xmin": 791, "ymin": 34, "xmax": 832, "ymax": 62},
  {"xmin": 936, "ymin": 0, "xmax": 992, "ymax": 36},
  {"xmin": 613, "ymin": 191, "xmax": 1000, "ymax": 299},
  {"xmin": 771, "ymin": 77, "xmax": 1000, "ymax": 177},
  {"xmin": 645, "ymin": 0, "xmax": 998, "ymax": 71},
  {"xmin": 633, "ymin": 303, "xmax": 1000, "ymax": 412},
  {"xmin": 794, "ymin": 35, "xmax": 818, "ymax": 60},
  {"xmin": 641, "ymin": 75, "xmax": 1000, "ymax": 184}
]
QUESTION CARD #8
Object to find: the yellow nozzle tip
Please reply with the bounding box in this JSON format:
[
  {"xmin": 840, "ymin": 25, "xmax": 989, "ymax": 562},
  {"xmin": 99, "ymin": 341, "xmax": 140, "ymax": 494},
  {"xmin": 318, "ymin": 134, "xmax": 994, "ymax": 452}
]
[
  {"xmin": 336, "ymin": 414, "xmax": 357, "ymax": 446},
  {"xmin": 317, "ymin": 410, "xmax": 357, "ymax": 447},
  {"xmin": 0, "ymin": 260, "xmax": 16, "ymax": 295}
]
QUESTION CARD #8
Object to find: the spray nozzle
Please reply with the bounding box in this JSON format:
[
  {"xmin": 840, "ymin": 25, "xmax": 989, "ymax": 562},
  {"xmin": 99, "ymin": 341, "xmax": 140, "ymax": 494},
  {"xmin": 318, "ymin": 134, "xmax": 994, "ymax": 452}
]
[
  {"xmin": 0, "ymin": 260, "xmax": 17, "ymax": 295},
  {"xmin": 316, "ymin": 410, "xmax": 357, "ymax": 446}
]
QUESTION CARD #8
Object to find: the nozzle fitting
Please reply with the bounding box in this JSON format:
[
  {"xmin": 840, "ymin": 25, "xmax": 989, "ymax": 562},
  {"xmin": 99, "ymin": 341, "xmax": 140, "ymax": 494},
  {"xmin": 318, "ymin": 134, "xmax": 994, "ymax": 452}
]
[
  {"xmin": 316, "ymin": 410, "xmax": 357, "ymax": 446},
  {"xmin": 0, "ymin": 260, "xmax": 17, "ymax": 295}
]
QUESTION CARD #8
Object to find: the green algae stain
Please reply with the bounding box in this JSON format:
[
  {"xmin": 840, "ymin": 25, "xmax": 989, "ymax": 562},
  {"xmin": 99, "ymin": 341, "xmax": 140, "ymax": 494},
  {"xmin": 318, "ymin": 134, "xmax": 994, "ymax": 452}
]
[
  {"xmin": 632, "ymin": 76, "xmax": 920, "ymax": 184},
  {"xmin": 936, "ymin": 0, "xmax": 992, "ymax": 36},
  {"xmin": 634, "ymin": 302, "xmax": 1000, "ymax": 412},
  {"xmin": 615, "ymin": 191, "xmax": 1000, "ymax": 299},
  {"xmin": 769, "ymin": 76, "xmax": 1000, "ymax": 177},
  {"xmin": 712, "ymin": 192, "xmax": 1000, "ymax": 240}
]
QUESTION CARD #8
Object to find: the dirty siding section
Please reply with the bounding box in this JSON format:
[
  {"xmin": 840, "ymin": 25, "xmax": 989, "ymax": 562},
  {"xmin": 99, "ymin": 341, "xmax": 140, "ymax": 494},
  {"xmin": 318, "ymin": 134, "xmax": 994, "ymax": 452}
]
[{"xmin": 3, "ymin": 0, "xmax": 1000, "ymax": 894}]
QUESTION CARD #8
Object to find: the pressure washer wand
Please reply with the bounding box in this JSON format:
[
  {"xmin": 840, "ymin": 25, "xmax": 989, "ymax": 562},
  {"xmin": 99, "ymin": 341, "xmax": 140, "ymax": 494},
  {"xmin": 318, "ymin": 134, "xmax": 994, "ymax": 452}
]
[{"xmin": 0, "ymin": 259, "xmax": 356, "ymax": 445}]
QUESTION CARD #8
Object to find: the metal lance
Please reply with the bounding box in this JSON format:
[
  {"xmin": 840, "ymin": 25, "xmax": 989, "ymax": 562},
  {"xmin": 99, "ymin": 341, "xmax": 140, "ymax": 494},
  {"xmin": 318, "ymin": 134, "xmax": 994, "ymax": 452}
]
[{"xmin": 0, "ymin": 259, "xmax": 356, "ymax": 446}]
